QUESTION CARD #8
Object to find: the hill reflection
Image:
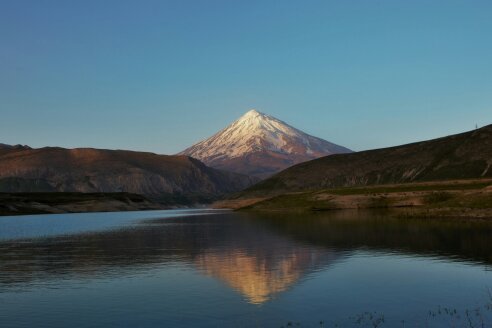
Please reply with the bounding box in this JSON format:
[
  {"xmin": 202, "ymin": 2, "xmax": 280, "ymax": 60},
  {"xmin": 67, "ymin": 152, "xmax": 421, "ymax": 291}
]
[{"xmin": 254, "ymin": 210, "xmax": 492, "ymax": 265}]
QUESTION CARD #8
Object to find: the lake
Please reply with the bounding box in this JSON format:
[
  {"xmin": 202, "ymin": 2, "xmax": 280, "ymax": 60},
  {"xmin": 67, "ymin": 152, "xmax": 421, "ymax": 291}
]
[{"xmin": 0, "ymin": 209, "xmax": 491, "ymax": 327}]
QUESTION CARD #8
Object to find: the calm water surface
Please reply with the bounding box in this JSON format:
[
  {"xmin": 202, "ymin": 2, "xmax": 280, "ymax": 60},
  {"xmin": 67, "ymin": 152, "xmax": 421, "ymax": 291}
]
[{"xmin": 0, "ymin": 209, "xmax": 491, "ymax": 327}]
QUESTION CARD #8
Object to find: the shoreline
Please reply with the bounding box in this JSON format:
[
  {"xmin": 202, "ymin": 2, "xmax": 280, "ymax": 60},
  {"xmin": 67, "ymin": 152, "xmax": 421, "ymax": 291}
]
[
  {"xmin": 215, "ymin": 179, "xmax": 492, "ymax": 220},
  {"xmin": 0, "ymin": 192, "xmax": 169, "ymax": 216}
]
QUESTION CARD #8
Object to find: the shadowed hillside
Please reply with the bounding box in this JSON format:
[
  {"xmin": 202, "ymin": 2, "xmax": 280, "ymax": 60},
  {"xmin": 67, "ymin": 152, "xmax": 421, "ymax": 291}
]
[{"xmin": 243, "ymin": 124, "xmax": 492, "ymax": 195}]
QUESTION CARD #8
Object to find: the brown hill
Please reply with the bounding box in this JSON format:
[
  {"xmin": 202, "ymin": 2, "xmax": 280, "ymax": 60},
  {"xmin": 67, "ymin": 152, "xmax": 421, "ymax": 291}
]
[{"xmin": 0, "ymin": 146, "xmax": 257, "ymax": 204}]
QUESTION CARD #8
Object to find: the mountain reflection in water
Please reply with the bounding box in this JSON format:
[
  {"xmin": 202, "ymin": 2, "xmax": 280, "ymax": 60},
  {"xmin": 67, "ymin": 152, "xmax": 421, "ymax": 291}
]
[
  {"xmin": 194, "ymin": 241, "xmax": 341, "ymax": 304},
  {"xmin": 1, "ymin": 210, "xmax": 492, "ymax": 306}
]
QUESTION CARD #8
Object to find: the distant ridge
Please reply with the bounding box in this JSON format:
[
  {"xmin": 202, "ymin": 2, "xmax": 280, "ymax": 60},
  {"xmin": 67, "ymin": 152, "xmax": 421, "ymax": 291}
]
[
  {"xmin": 240, "ymin": 124, "xmax": 492, "ymax": 196},
  {"xmin": 180, "ymin": 109, "xmax": 352, "ymax": 178},
  {"xmin": 0, "ymin": 143, "xmax": 31, "ymax": 152}
]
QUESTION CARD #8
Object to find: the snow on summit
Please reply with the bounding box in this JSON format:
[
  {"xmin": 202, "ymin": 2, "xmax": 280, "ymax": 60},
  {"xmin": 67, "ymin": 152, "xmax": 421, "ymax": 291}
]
[{"xmin": 179, "ymin": 109, "xmax": 352, "ymax": 178}]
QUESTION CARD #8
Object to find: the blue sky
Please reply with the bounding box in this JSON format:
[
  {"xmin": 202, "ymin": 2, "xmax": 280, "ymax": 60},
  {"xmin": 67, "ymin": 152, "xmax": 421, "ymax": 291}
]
[{"xmin": 1, "ymin": 0, "xmax": 491, "ymax": 153}]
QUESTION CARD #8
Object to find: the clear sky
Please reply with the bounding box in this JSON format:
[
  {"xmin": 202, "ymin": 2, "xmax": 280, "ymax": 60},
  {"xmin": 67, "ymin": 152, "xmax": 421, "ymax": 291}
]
[{"xmin": 1, "ymin": 0, "xmax": 491, "ymax": 154}]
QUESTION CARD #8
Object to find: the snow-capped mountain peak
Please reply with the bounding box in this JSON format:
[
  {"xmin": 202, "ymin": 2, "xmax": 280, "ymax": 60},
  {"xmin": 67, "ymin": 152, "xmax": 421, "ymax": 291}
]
[{"xmin": 179, "ymin": 109, "xmax": 351, "ymax": 178}]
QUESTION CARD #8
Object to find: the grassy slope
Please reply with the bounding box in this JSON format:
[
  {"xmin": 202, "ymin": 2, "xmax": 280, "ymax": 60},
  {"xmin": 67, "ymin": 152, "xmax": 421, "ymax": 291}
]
[{"xmin": 239, "ymin": 179, "xmax": 492, "ymax": 218}]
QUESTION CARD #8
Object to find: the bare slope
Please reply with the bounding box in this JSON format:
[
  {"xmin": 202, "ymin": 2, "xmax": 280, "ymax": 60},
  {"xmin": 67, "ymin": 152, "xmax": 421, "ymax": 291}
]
[{"xmin": 0, "ymin": 146, "xmax": 256, "ymax": 203}]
